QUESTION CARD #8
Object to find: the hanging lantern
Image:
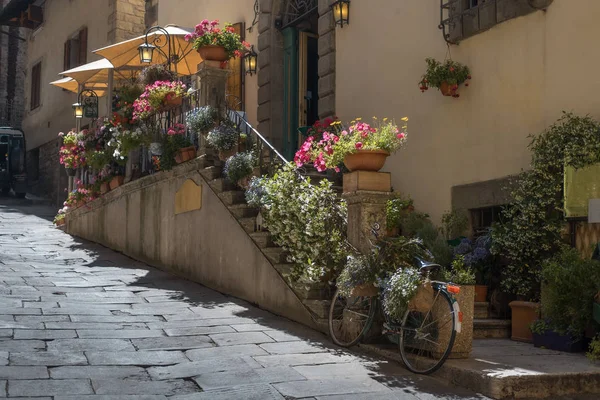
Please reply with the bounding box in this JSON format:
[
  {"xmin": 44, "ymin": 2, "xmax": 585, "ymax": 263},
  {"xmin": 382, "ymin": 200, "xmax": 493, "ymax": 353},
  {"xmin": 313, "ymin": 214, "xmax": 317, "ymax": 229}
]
[
  {"xmin": 331, "ymin": 0, "xmax": 350, "ymax": 28},
  {"xmin": 72, "ymin": 103, "xmax": 83, "ymax": 119},
  {"xmin": 244, "ymin": 46, "xmax": 258, "ymax": 76},
  {"xmin": 138, "ymin": 42, "xmax": 156, "ymax": 63}
]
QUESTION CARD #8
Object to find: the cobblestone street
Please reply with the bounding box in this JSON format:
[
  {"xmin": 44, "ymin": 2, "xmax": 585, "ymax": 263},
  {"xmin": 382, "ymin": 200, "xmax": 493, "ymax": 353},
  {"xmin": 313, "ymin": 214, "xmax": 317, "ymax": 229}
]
[{"xmin": 0, "ymin": 198, "xmax": 487, "ymax": 399}]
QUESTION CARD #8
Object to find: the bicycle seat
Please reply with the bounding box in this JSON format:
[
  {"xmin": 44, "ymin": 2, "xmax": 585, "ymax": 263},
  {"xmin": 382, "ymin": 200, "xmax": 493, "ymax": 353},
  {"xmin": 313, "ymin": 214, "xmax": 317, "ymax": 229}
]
[{"xmin": 415, "ymin": 258, "xmax": 441, "ymax": 275}]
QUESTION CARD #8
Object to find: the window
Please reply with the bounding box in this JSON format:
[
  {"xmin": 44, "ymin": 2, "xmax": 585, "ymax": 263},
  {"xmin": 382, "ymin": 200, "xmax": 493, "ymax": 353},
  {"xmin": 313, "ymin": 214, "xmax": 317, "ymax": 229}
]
[
  {"xmin": 470, "ymin": 205, "xmax": 505, "ymax": 235},
  {"xmin": 28, "ymin": 148, "xmax": 39, "ymax": 181},
  {"xmin": 30, "ymin": 62, "xmax": 41, "ymax": 110},
  {"xmin": 63, "ymin": 27, "xmax": 87, "ymax": 70},
  {"xmin": 441, "ymin": 0, "xmax": 543, "ymax": 43},
  {"xmin": 226, "ymin": 22, "xmax": 244, "ymax": 111}
]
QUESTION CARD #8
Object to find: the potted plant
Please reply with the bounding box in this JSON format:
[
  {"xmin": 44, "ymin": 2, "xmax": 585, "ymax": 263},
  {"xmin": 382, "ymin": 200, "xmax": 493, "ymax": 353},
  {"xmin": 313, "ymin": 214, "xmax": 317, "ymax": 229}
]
[
  {"xmin": 453, "ymin": 234, "xmax": 494, "ymax": 302},
  {"xmin": 184, "ymin": 19, "xmax": 250, "ymax": 62},
  {"xmin": 187, "ymin": 105, "xmax": 221, "ymax": 136},
  {"xmin": 59, "ymin": 130, "xmax": 85, "ymax": 176},
  {"xmin": 531, "ymin": 319, "xmax": 589, "ymax": 353},
  {"xmin": 138, "ymin": 64, "xmax": 177, "ymax": 87},
  {"xmin": 419, "ymin": 58, "xmax": 471, "ymax": 98},
  {"xmin": 294, "ymin": 117, "xmax": 408, "ymax": 172},
  {"xmin": 224, "ymin": 151, "xmax": 257, "ymax": 189},
  {"xmin": 53, "ymin": 210, "xmax": 66, "ymax": 227},
  {"xmin": 206, "ymin": 124, "xmax": 240, "ymax": 160}
]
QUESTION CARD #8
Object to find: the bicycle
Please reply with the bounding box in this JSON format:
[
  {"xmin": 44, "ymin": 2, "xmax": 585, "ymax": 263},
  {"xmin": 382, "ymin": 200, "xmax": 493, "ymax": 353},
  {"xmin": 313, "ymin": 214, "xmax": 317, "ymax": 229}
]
[{"xmin": 328, "ymin": 223, "xmax": 463, "ymax": 375}]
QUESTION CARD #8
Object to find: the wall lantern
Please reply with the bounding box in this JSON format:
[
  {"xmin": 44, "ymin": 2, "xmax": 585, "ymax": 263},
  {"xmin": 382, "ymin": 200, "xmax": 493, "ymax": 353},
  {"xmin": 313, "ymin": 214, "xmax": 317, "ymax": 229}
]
[
  {"xmin": 331, "ymin": 0, "xmax": 350, "ymax": 28},
  {"xmin": 244, "ymin": 45, "xmax": 258, "ymax": 76},
  {"xmin": 138, "ymin": 42, "xmax": 156, "ymax": 64},
  {"xmin": 72, "ymin": 102, "xmax": 84, "ymax": 119}
]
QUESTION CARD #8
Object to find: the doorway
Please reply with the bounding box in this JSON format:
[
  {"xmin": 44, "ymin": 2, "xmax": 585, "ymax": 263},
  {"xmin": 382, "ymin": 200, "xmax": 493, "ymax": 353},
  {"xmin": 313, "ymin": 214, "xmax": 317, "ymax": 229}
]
[{"xmin": 281, "ymin": 8, "xmax": 319, "ymax": 160}]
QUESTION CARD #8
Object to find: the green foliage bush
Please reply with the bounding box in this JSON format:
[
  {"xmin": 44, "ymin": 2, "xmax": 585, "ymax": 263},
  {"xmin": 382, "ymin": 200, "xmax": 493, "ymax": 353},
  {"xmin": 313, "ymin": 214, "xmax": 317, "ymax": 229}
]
[
  {"xmin": 401, "ymin": 212, "xmax": 453, "ymax": 267},
  {"xmin": 440, "ymin": 255, "xmax": 476, "ymax": 285}
]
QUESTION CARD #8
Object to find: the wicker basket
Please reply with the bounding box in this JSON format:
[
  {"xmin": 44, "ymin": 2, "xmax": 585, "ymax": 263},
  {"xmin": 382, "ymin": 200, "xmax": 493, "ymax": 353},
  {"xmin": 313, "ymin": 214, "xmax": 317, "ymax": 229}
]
[{"xmin": 408, "ymin": 282, "xmax": 434, "ymax": 313}]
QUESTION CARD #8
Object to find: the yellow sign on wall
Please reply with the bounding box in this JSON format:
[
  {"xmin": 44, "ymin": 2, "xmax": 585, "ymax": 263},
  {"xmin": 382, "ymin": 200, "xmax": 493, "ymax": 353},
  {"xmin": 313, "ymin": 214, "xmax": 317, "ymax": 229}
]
[
  {"xmin": 564, "ymin": 163, "xmax": 600, "ymax": 218},
  {"xmin": 175, "ymin": 179, "xmax": 202, "ymax": 215}
]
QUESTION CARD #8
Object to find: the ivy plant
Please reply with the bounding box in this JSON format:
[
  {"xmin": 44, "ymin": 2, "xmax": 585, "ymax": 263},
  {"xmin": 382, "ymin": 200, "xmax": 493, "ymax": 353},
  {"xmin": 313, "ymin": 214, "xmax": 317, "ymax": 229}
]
[{"xmin": 492, "ymin": 112, "xmax": 600, "ymax": 300}]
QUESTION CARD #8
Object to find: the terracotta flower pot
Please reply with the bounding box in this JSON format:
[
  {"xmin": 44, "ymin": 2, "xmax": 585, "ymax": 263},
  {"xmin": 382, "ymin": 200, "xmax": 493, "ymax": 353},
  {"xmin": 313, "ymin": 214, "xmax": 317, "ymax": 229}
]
[
  {"xmin": 350, "ymin": 283, "xmax": 379, "ymax": 297},
  {"xmin": 100, "ymin": 182, "xmax": 110, "ymax": 195},
  {"xmin": 509, "ymin": 301, "xmax": 540, "ymax": 343},
  {"xmin": 343, "ymin": 150, "xmax": 390, "ymax": 172},
  {"xmin": 109, "ymin": 175, "xmax": 124, "ymax": 191},
  {"xmin": 162, "ymin": 94, "xmax": 183, "ymax": 109},
  {"xmin": 218, "ymin": 148, "xmax": 237, "ymax": 161},
  {"xmin": 439, "ymin": 81, "xmax": 459, "ymax": 97},
  {"xmin": 197, "ymin": 45, "xmax": 229, "ymax": 62},
  {"xmin": 474, "ymin": 285, "xmax": 488, "ymax": 302},
  {"xmin": 55, "ymin": 218, "xmax": 65, "ymax": 227}
]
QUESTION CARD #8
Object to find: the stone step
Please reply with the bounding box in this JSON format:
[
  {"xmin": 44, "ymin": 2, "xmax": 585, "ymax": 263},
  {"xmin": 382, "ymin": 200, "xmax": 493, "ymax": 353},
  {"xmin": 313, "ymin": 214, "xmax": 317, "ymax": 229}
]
[
  {"xmin": 273, "ymin": 263, "xmax": 294, "ymax": 279},
  {"xmin": 209, "ymin": 178, "xmax": 236, "ymax": 193},
  {"xmin": 218, "ymin": 190, "xmax": 246, "ymax": 205},
  {"xmin": 238, "ymin": 217, "xmax": 257, "ymax": 234},
  {"xmin": 290, "ymin": 281, "xmax": 332, "ymax": 301},
  {"xmin": 195, "ymin": 154, "xmax": 214, "ymax": 169},
  {"xmin": 199, "ymin": 166, "xmax": 221, "ymax": 180},
  {"xmin": 303, "ymin": 299, "xmax": 331, "ymax": 319},
  {"xmin": 474, "ymin": 302, "xmax": 489, "ymax": 319},
  {"xmin": 228, "ymin": 204, "xmax": 259, "ymax": 219},
  {"xmin": 262, "ymin": 247, "xmax": 289, "ymax": 264},
  {"xmin": 473, "ymin": 318, "xmax": 511, "ymax": 339},
  {"xmin": 250, "ymin": 232, "xmax": 275, "ymax": 248}
]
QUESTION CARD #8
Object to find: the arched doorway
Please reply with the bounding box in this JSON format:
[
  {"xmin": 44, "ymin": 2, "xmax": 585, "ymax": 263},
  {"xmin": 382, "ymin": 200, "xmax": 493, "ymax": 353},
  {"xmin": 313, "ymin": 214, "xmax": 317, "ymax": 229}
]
[{"xmin": 280, "ymin": 0, "xmax": 319, "ymax": 160}]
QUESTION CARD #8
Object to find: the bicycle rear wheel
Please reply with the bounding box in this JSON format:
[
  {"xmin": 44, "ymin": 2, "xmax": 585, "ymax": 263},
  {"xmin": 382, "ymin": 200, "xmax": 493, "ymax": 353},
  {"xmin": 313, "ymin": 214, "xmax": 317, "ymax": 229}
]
[
  {"xmin": 399, "ymin": 288, "xmax": 456, "ymax": 374},
  {"xmin": 328, "ymin": 288, "xmax": 377, "ymax": 347}
]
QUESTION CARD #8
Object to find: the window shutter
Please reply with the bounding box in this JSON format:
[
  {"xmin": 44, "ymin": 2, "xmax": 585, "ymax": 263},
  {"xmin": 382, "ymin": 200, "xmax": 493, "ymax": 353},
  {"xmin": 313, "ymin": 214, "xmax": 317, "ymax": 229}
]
[
  {"xmin": 64, "ymin": 40, "xmax": 70, "ymax": 70},
  {"xmin": 78, "ymin": 27, "xmax": 88, "ymax": 66},
  {"xmin": 226, "ymin": 22, "xmax": 244, "ymax": 111}
]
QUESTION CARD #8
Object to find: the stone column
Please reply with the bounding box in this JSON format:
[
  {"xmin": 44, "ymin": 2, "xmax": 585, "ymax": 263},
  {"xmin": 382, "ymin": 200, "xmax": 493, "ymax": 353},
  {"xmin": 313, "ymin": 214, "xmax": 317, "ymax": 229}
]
[
  {"xmin": 196, "ymin": 61, "xmax": 230, "ymax": 156},
  {"xmin": 342, "ymin": 171, "xmax": 392, "ymax": 254}
]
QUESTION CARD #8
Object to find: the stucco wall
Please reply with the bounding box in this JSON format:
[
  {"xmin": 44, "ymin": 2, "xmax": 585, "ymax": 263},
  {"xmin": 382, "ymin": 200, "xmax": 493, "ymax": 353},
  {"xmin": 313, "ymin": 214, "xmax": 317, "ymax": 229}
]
[
  {"xmin": 335, "ymin": 0, "xmax": 595, "ymax": 222},
  {"xmin": 157, "ymin": 0, "xmax": 259, "ymax": 127},
  {"xmin": 65, "ymin": 158, "xmax": 316, "ymax": 328}
]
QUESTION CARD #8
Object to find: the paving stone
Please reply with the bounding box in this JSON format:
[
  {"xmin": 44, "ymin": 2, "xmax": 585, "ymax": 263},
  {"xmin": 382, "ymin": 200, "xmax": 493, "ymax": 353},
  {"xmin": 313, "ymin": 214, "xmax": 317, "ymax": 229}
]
[
  {"xmin": 0, "ymin": 340, "xmax": 45, "ymax": 352},
  {"xmin": 8, "ymin": 378, "xmax": 94, "ymax": 396},
  {"xmin": 185, "ymin": 344, "xmax": 268, "ymax": 361},
  {"xmin": 0, "ymin": 352, "xmax": 6, "ymax": 366},
  {"xmin": 46, "ymin": 322, "xmax": 148, "ymax": 330},
  {"xmin": 164, "ymin": 325, "xmax": 235, "ymax": 337},
  {"xmin": 273, "ymin": 378, "xmax": 391, "ymax": 398},
  {"xmin": 169, "ymin": 384, "xmax": 285, "ymax": 400},
  {"xmin": 71, "ymin": 315, "xmax": 163, "ymax": 323},
  {"xmin": 50, "ymin": 366, "xmax": 148, "ymax": 379},
  {"xmin": 42, "ymin": 307, "xmax": 113, "ymax": 315},
  {"xmin": 293, "ymin": 363, "xmax": 375, "ymax": 379},
  {"xmin": 147, "ymin": 357, "xmax": 255, "ymax": 380},
  {"xmin": 0, "ymin": 330, "xmax": 10, "ymax": 338},
  {"xmin": 316, "ymin": 392, "xmax": 420, "ymax": 400},
  {"xmin": 76, "ymin": 329, "xmax": 164, "ymax": 339},
  {"xmin": 132, "ymin": 336, "xmax": 213, "ymax": 351},
  {"xmin": 47, "ymin": 339, "xmax": 135, "ymax": 352},
  {"xmin": 0, "ymin": 320, "xmax": 43, "ymax": 330},
  {"xmin": 209, "ymin": 331, "xmax": 274, "ymax": 346},
  {"xmin": 92, "ymin": 378, "xmax": 198, "ymax": 396},
  {"xmin": 15, "ymin": 315, "xmax": 70, "ymax": 323},
  {"xmin": 254, "ymin": 353, "xmax": 357, "ymax": 368},
  {"xmin": 57, "ymin": 396, "xmax": 167, "ymax": 400},
  {"xmin": 230, "ymin": 323, "xmax": 272, "ymax": 332},
  {"xmin": 0, "ymin": 380, "xmax": 5, "ymax": 397},
  {"xmin": 10, "ymin": 352, "xmax": 88, "ymax": 366},
  {"xmin": 86, "ymin": 351, "xmax": 188, "ymax": 366},
  {"xmin": 14, "ymin": 329, "xmax": 77, "ymax": 339},
  {"xmin": 147, "ymin": 317, "xmax": 255, "ymax": 330},
  {"xmin": 194, "ymin": 366, "xmax": 306, "ymax": 390},
  {"xmin": 259, "ymin": 341, "xmax": 329, "ymax": 355},
  {"xmin": 0, "ymin": 308, "xmax": 41, "ymax": 315},
  {"xmin": 0, "ymin": 366, "xmax": 49, "ymax": 379}
]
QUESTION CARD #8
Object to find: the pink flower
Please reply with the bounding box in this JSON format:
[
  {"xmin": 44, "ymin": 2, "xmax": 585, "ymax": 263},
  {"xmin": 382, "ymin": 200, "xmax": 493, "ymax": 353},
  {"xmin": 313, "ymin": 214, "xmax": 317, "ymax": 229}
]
[
  {"xmin": 341, "ymin": 130, "xmax": 348, "ymax": 136},
  {"xmin": 355, "ymin": 142, "xmax": 363, "ymax": 149},
  {"xmin": 332, "ymin": 135, "xmax": 339, "ymax": 143},
  {"xmin": 397, "ymin": 132, "xmax": 406, "ymax": 139},
  {"xmin": 334, "ymin": 167, "xmax": 340, "ymax": 173}
]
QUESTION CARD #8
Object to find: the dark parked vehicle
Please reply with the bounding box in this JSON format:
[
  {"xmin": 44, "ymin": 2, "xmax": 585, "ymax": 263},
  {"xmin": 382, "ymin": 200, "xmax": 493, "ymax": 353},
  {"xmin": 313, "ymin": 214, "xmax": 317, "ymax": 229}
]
[{"xmin": 0, "ymin": 127, "xmax": 27, "ymax": 198}]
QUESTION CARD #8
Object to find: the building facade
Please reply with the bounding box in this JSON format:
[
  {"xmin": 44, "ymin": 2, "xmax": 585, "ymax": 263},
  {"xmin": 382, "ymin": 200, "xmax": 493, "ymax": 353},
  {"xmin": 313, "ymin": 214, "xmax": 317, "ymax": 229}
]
[{"xmin": 20, "ymin": 0, "xmax": 145, "ymax": 205}]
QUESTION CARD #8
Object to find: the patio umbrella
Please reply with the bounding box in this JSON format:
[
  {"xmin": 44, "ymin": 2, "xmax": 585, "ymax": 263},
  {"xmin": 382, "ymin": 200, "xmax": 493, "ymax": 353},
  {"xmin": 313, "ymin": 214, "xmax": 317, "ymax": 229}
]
[
  {"xmin": 60, "ymin": 58, "xmax": 114, "ymax": 85},
  {"xmin": 93, "ymin": 25, "xmax": 202, "ymax": 76},
  {"xmin": 49, "ymin": 77, "xmax": 108, "ymax": 97}
]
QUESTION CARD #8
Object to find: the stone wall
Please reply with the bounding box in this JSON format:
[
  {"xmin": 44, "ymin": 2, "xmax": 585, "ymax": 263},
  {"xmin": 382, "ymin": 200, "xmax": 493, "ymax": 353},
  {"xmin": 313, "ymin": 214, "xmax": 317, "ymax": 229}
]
[
  {"xmin": 65, "ymin": 158, "xmax": 316, "ymax": 329},
  {"xmin": 108, "ymin": 0, "xmax": 147, "ymax": 43},
  {"xmin": 317, "ymin": 0, "xmax": 335, "ymax": 119},
  {"xmin": 27, "ymin": 137, "xmax": 67, "ymax": 206},
  {"xmin": 145, "ymin": 0, "xmax": 159, "ymax": 29}
]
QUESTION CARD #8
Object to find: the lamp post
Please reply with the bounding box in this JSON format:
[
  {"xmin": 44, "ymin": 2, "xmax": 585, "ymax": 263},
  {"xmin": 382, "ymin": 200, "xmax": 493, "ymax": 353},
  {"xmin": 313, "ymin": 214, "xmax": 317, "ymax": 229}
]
[
  {"xmin": 73, "ymin": 89, "xmax": 99, "ymax": 120},
  {"xmin": 331, "ymin": 0, "xmax": 350, "ymax": 28},
  {"xmin": 244, "ymin": 45, "xmax": 258, "ymax": 76},
  {"xmin": 138, "ymin": 26, "xmax": 173, "ymax": 70}
]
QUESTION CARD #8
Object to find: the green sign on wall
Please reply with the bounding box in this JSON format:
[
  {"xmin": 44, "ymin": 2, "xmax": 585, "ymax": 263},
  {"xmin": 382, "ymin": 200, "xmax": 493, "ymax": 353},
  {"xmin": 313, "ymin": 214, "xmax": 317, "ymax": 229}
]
[{"xmin": 564, "ymin": 163, "xmax": 600, "ymax": 218}]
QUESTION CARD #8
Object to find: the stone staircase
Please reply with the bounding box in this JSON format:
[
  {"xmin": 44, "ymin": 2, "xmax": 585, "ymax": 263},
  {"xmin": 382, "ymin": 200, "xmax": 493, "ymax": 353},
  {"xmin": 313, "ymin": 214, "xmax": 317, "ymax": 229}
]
[
  {"xmin": 473, "ymin": 301, "xmax": 511, "ymax": 339},
  {"xmin": 196, "ymin": 150, "xmax": 333, "ymax": 333}
]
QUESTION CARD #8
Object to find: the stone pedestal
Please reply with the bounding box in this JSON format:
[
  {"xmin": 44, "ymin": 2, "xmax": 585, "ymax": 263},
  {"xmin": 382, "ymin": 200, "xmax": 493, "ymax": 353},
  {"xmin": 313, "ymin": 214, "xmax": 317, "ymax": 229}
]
[
  {"xmin": 449, "ymin": 285, "xmax": 474, "ymax": 359},
  {"xmin": 342, "ymin": 172, "xmax": 392, "ymax": 254}
]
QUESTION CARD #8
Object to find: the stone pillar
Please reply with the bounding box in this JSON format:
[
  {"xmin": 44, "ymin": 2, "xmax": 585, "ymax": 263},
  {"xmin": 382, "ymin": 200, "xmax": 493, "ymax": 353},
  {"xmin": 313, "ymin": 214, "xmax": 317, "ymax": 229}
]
[
  {"xmin": 196, "ymin": 61, "xmax": 230, "ymax": 155},
  {"xmin": 342, "ymin": 171, "xmax": 392, "ymax": 254}
]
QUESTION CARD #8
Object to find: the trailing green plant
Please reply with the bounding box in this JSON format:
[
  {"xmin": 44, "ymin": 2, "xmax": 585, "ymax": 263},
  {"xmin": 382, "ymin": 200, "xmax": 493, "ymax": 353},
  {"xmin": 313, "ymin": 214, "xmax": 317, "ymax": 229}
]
[
  {"xmin": 418, "ymin": 58, "xmax": 471, "ymax": 98},
  {"xmin": 187, "ymin": 105, "xmax": 220, "ymax": 135},
  {"xmin": 440, "ymin": 255, "xmax": 476, "ymax": 285},
  {"xmin": 441, "ymin": 208, "xmax": 468, "ymax": 240},
  {"xmin": 252, "ymin": 163, "xmax": 348, "ymax": 282},
  {"xmin": 224, "ymin": 151, "xmax": 255, "ymax": 184},
  {"xmin": 386, "ymin": 196, "xmax": 414, "ymax": 231},
  {"xmin": 492, "ymin": 112, "xmax": 600, "ymax": 300},
  {"xmin": 206, "ymin": 124, "xmax": 239, "ymax": 151},
  {"xmin": 540, "ymin": 247, "xmax": 600, "ymax": 336},
  {"xmin": 587, "ymin": 335, "xmax": 600, "ymax": 361},
  {"xmin": 401, "ymin": 212, "xmax": 453, "ymax": 266}
]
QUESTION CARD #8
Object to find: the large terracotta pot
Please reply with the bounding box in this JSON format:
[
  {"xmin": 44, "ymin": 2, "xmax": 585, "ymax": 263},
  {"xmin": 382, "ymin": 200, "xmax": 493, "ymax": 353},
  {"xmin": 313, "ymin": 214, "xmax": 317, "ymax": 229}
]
[
  {"xmin": 509, "ymin": 301, "xmax": 540, "ymax": 343},
  {"xmin": 197, "ymin": 45, "xmax": 229, "ymax": 62},
  {"xmin": 343, "ymin": 150, "xmax": 390, "ymax": 172},
  {"xmin": 474, "ymin": 285, "xmax": 488, "ymax": 302},
  {"xmin": 109, "ymin": 175, "xmax": 124, "ymax": 191}
]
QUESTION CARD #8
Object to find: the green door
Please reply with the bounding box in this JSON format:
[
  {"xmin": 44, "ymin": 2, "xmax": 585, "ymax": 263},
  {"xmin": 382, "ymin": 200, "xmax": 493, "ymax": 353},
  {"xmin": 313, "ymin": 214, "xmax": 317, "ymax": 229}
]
[{"xmin": 282, "ymin": 27, "xmax": 299, "ymax": 161}]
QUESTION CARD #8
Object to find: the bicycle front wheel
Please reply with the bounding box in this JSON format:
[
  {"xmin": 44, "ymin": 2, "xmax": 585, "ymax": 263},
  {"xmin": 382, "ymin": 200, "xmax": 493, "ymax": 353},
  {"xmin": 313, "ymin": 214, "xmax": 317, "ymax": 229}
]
[
  {"xmin": 328, "ymin": 288, "xmax": 377, "ymax": 347},
  {"xmin": 399, "ymin": 288, "xmax": 456, "ymax": 374}
]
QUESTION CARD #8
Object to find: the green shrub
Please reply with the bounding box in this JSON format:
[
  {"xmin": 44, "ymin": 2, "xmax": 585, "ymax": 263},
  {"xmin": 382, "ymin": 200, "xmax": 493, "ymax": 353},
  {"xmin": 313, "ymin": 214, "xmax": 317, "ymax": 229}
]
[
  {"xmin": 441, "ymin": 208, "xmax": 468, "ymax": 240},
  {"xmin": 386, "ymin": 196, "xmax": 413, "ymax": 230},
  {"xmin": 187, "ymin": 106, "xmax": 220, "ymax": 135},
  {"xmin": 440, "ymin": 255, "xmax": 476, "ymax": 285},
  {"xmin": 587, "ymin": 335, "xmax": 600, "ymax": 361},
  {"xmin": 401, "ymin": 212, "xmax": 453, "ymax": 266},
  {"xmin": 224, "ymin": 152, "xmax": 255, "ymax": 184},
  {"xmin": 206, "ymin": 124, "xmax": 238, "ymax": 151}
]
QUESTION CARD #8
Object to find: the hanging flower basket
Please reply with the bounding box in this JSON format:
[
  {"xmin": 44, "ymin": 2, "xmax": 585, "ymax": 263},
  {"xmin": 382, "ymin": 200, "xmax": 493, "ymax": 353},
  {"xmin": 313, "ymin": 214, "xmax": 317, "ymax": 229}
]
[
  {"xmin": 439, "ymin": 81, "xmax": 455, "ymax": 97},
  {"xmin": 198, "ymin": 45, "xmax": 229, "ymax": 62},
  {"xmin": 66, "ymin": 167, "xmax": 77, "ymax": 177},
  {"xmin": 162, "ymin": 94, "xmax": 183, "ymax": 109},
  {"xmin": 350, "ymin": 283, "xmax": 379, "ymax": 297},
  {"xmin": 109, "ymin": 175, "xmax": 124, "ymax": 190},
  {"xmin": 343, "ymin": 150, "xmax": 390, "ymax": 172}
]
